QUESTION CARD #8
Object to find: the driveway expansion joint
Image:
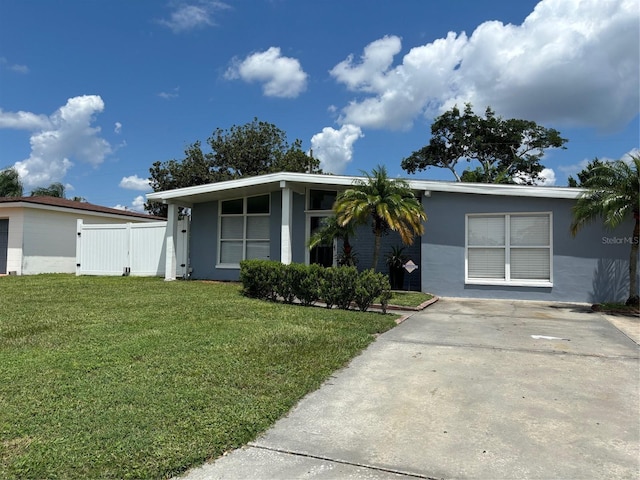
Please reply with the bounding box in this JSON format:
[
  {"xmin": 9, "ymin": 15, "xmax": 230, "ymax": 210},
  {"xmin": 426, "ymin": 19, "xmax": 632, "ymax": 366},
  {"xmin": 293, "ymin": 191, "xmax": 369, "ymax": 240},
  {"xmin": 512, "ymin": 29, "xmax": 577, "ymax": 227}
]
[
  {"xmin": 247, "ymin": 443, "xmax": 440, "ymax": 480},
  {"xmin": 387, "ymin": 338, "xmax": 640, "ymax": 360}
]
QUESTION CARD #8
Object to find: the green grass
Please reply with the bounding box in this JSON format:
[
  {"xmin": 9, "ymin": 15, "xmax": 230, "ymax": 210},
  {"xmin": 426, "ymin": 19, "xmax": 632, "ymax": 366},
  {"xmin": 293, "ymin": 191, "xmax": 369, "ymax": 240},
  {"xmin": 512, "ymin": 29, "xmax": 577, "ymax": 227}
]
[
  {"xmin": 389, "ymin": 291, "xmax": 434, "ymax": 308},
  {"xmin": 0, "ymin": 275, "xmax": 397, "ymax": 479}
]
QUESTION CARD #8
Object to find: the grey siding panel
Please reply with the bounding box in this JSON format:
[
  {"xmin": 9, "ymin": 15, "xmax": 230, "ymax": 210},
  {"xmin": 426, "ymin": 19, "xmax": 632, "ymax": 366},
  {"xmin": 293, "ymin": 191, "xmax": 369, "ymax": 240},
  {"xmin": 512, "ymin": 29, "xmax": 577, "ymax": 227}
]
[
  {"xmin": 350, "ymin": 225, "xmax": 422, "ymax": 290},
  {"xmin": 421, "ymin": 191, "xmax": 636, "ymax": 303},
  {"xmin": 190, "ymin": 191, "xmax": 284, "ymax": 281}
]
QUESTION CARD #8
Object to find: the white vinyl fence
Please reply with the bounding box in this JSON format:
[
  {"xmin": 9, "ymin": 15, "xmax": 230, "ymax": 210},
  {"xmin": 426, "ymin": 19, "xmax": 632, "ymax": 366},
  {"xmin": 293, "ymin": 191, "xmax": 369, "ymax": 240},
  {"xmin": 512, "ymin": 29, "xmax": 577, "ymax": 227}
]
[{"xmin": 75, "ymin": 219, "xmax": 189, "ymax": 277}]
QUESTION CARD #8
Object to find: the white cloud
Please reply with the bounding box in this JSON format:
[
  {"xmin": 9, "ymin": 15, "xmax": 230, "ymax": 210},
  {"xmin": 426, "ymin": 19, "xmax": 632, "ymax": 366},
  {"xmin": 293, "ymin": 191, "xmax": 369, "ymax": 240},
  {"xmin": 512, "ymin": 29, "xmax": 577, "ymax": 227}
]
[
  {"xmin": 114, "ymin": 122, "xmax": 122, "ymax": 134},
  {"xmin": 558, "ymin": 158, "xmax": 591, "ymax": 177},
  {"xmin": 621, "ymin": 148, "xmax": 640, "ymax": 164},
  {"xmin": 131, "ymin": 195, "xmax": 146, "ymax": 212},
  {"xmin": 559, "ymin": 147, "xmax": 640, "ymax": 178},
  {"xmin": 225, "ymin": 47, "xmax": 308, "ymax": 98},
  {"xmin": 330, "ymin": 0, "xmax": 639, "ymax": 132},
  {"xmin": 9, "ymin": 64, "xmax": 29, "ymax": 74},
  {"xmin": 0, "ymin": 57, "xmax": 29, "ymax": 74},
  {"xmin": 0, "ymin": 95, "xmax": 112, "ymax": 187},
  {"xmin": 113, "ymin": 196, "xmax": 145, "ymax": 212},
  {"xmin": 537, "ymin": 168, "xmax": 556, "ymax": 186},
  {"xmin": 330, "ymin": 35, "xmax": 402, "ymax": 93},
  {"xmin": 310, "ymin": 124, "xmax": 363, "ymax": 174},
  {"xmin": 158, "ymin": 87, "xmax": 180, "ymax": 99},
  {"xmin": 0, "ymin": 110, "xmax": 51, "ymax": 130},
  {"xmin": 513, "ymin": 168, "xmax": 556, "ymax": 186},
  {"xmin": 120, "ymin": 175, "xmax": 151, "ymax": 191},
  {"xmin": 158, "ymin": 1, "xmax": 229, "ymax": 33}
]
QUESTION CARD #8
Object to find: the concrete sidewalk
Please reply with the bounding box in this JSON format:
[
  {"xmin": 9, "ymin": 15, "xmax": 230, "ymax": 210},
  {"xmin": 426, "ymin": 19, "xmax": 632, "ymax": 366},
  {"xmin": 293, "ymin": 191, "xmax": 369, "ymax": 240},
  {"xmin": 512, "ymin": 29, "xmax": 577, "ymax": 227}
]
[{"xmin": 178, "ymin": 298, "xmax": 640, "ymax": 479}]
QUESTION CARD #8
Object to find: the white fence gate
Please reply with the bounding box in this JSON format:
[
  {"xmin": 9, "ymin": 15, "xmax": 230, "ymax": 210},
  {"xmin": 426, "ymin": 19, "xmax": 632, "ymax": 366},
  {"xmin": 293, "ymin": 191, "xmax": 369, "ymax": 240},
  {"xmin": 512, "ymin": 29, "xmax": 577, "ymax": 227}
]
[{"xmin": 75, "ymin": 219, "xmax": 189, "ymax": 277}]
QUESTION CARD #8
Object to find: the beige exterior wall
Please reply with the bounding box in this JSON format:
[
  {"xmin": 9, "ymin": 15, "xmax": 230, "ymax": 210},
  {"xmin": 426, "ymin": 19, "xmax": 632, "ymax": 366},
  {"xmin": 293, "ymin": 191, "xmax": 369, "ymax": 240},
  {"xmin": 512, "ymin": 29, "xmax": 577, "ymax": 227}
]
[{"xmin": 1, "ymin": 205, "xmax": 155, "ymax": 275}]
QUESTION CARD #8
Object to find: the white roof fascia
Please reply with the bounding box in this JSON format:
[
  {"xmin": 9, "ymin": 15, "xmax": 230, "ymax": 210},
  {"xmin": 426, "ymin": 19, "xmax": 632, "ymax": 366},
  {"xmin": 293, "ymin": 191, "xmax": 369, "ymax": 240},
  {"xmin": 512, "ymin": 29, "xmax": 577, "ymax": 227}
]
[
  {"xmin": 146, "ymin": 172, "xmax": 586, "ymax": 203},
  {"xmin": 145, "ymin": 172, "xmax": 361, "ymax": 203},
  {"xmin": 409, "ymin": 180, "xmax": 585, "ymax": 199}
]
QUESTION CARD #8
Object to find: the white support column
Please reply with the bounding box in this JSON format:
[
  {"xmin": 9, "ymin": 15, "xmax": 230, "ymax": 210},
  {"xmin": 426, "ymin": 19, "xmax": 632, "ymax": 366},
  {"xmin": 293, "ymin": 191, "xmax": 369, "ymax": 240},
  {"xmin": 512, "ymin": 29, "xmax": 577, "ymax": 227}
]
[
  {"xmin": 164, "ymin": 203, "xmax": 178, "ymax": 281},
  {"xmin": 281, "ymin": 185, "xmax": 293, "ymax": 265}
]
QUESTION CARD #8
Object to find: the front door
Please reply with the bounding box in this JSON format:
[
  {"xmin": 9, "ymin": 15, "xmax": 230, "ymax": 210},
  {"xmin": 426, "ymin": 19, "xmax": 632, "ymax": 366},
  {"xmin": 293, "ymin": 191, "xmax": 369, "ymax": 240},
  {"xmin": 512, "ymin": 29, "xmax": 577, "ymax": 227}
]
[
  {"xmin": 309, "ymin": 216, "xmax": 334, "ymax": 267},
  {"xmin": 0, "ymin": 219, "xmax": 8, "ymax": 274}
]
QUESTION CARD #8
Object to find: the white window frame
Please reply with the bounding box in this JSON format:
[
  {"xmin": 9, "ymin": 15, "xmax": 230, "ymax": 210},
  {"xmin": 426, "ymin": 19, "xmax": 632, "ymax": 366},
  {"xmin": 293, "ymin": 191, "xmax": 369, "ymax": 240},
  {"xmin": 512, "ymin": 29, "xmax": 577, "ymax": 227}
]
[
  {"xmin": 217, "ymin": 194, "xmax": 270, "ymax": 268},
  {"xmin": 465, "ymin": 212, "xmax": 553, "ymax": 287}
]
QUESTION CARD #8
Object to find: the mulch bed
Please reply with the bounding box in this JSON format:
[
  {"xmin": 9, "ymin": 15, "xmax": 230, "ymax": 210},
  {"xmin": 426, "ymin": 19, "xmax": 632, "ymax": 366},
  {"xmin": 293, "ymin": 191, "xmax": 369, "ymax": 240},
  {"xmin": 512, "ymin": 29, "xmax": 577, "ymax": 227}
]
[{"xmin": 591, "ymin": 304, "xmax": 640, "ymax": 317}]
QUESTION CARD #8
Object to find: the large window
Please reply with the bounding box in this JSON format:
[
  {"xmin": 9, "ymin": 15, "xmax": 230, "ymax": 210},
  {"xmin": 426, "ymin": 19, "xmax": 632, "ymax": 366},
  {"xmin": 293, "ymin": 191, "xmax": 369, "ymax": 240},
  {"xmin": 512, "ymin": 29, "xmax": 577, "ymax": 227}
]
[
  {"xmin": 466, "ymin": 213, "xmax": 552, "ymax": 286},
  {"xmin": 218, "ymin": 194, "xmax": 270, "ymax": 266}
]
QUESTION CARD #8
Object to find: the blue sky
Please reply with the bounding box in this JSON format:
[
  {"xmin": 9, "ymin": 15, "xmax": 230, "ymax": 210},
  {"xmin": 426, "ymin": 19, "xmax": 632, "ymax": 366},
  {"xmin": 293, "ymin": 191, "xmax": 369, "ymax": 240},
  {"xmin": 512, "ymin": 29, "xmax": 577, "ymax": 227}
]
[{"xmin": 0, "ymin": 0, "xmax": 638, "ymax": 211}]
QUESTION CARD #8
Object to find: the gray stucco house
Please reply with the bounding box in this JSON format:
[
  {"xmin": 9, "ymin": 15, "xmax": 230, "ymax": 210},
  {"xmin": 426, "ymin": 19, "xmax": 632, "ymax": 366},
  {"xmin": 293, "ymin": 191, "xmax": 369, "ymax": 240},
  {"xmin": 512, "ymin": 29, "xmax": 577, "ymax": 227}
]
[{"xmin": 147, "ymin": 172, "xmax": 637, "ymax": 304}]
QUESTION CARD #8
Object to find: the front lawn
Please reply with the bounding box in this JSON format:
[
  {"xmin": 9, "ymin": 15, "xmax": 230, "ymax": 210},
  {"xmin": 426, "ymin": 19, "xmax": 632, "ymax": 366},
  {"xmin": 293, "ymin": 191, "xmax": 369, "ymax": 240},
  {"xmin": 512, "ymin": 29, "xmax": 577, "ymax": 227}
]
[
  {"xmin": 389, "ymin": 291, "xmax": 434, "ymax": 308},
  {"xmin": 0, "ymin": 275, "xmax": 397, "ymax": 479}
]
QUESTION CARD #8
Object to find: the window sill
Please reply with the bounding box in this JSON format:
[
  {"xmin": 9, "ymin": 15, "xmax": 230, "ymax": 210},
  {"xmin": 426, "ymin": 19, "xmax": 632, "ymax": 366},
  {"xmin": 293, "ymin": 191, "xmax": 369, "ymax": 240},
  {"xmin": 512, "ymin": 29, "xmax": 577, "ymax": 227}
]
[
  {"xmin": 216, "ymin": 263, "xmax": 240, "ymax": 269},
  {"xmin": 465, "ymin": 279, "xmax": 553, "ymax": 288}
]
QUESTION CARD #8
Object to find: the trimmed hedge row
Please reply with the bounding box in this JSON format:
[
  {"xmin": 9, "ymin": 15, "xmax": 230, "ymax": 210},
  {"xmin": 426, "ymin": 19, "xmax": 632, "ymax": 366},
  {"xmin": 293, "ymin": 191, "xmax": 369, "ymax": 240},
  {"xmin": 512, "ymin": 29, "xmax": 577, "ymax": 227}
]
[{"xmin": 239, "ymin": 260, "xmax": 392, "ymax": 313}]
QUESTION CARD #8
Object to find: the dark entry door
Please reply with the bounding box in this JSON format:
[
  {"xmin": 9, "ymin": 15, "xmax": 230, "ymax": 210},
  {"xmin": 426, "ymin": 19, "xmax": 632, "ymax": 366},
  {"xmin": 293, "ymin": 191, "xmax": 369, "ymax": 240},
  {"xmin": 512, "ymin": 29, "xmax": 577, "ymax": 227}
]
[
  {"xmin": 0, "ymin": 219, "xmax": 8, "ymax": 274},
  {"xmin": 309, "ymin": 216, "xmax": 334, "ymax": 267}
]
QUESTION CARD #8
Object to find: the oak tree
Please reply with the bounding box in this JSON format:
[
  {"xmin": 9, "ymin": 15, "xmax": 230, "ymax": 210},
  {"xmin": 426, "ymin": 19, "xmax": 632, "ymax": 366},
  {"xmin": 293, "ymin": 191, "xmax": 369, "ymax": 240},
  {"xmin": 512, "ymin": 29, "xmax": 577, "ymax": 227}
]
[
  {"xmin": 146, "ymin": 118, "xmax": 320, "ymax": 216},
  {"xmin": 401, "ymin": 104, "xmax": 567, "ymax": 184}
]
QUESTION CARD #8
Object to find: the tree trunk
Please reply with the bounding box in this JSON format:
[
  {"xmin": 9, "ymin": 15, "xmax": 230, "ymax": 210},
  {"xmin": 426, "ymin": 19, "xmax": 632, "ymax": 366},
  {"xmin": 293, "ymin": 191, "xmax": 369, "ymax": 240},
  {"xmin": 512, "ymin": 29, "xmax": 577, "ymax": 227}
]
[
  {"xmin": 627, "ymin": 213, "xmax": 639, "ymax": 306},
  {"xmin": 372, "ymin": 234, "xmax": 381, "ymax": 271}
]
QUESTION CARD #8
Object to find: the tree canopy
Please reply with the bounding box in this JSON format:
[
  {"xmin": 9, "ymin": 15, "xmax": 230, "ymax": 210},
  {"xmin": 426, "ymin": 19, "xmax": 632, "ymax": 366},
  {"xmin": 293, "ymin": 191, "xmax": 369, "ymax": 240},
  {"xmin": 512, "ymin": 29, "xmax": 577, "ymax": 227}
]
[
  {"xmin": 1, "ymin": 168, "xmax": 71, "ymax": 199},
  {"xmin": 146, "ymin": 118, "xmax": 321, "ymax": 216},
  {"xmin": 334, "ymin": 165, "xmax": 427, "ymax": 271},
  {"xmin": 570, "ymin": 156, "xmax": 639, "ymax": 305},
  {"xmin": 30, "ymin": 182, "xmax": 66, "ymax": 198},
  {"xmin": 0, "ymin": 167, "xmax": 23, "ymax": 197},
  {"xmin": 401, "ymin": 104, "xmax": 567, "ymax": 184},
  {"xmin": 567, "ymin": 158, "xmax": 609, "ymax": 187}
]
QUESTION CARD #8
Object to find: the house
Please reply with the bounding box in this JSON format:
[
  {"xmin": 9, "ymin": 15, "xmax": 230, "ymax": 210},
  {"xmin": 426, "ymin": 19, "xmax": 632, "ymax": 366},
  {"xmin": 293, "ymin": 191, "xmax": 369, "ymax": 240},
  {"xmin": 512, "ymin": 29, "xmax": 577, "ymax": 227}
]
[
  {"xmin": 147, "ymin": 172, "xmax": 638, "ymax": 304},
  {"xmin": 0, "ymin": 196, "xmax": 163, "ymax": 275}
]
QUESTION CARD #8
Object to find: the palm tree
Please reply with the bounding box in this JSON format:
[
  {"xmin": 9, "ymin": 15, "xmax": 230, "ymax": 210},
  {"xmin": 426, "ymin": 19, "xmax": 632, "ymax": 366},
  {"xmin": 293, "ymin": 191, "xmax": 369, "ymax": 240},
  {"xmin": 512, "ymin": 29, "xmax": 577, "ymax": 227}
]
[
  {"xmin": 334, "ymin": 165, "xmax": 427, "ymax": 270},
  {"xmin": 308, "ymin": 215, "xmax": 358, "ymax": 266},
  {"xmin": 571, "ymin": 155, "xmax": 639, "ymax": 305},
  {"xmin": 30, "ymin": 182, "xmax": 65, "ymax": 198},
  {"xmin": 0, "ymin": 167, "xmax": 24, "ymax": 197}
]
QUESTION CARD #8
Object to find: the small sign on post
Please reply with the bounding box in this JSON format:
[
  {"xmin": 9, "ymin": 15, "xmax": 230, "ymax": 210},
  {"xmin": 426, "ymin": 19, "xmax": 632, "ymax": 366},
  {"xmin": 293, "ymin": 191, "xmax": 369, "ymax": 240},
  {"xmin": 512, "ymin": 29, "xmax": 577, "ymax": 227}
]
[
  {"xmin": 403, "ymin": 260, "xmax": 418, "ymax": 273},
  {"xmin": 403, "ymin": 260, "xmax": 418, "ymax": 291}
]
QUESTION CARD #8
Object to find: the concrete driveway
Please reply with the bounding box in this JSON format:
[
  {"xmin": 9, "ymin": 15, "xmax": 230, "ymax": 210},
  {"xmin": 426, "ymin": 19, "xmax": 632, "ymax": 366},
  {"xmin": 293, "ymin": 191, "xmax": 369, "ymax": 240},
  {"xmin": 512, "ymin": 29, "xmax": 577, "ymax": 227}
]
[{"xmin": 181, "ymin": 298, "xmax": 640, "ymax": 480}]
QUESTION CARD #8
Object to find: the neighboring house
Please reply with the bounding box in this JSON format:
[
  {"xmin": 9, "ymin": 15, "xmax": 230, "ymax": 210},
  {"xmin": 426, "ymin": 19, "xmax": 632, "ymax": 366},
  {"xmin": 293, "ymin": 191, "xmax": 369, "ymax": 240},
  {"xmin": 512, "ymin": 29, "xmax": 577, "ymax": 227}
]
[
  {"xmin": 0, "ymin": 196, "xmax": 163, "ymax": 275},
  {"xmin": 147, "ymin": 172, "xmax": 638, "ymax": 304}
]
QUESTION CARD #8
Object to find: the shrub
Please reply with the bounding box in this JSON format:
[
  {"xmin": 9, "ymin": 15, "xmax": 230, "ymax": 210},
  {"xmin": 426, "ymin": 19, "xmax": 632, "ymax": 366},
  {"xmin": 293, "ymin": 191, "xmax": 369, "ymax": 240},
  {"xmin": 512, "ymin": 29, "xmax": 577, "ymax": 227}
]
[
  {"xmin": 354, "ymin": 269, "xmax": 391, "ymax": 312},
  {"xmin": 278, "ymin": 263, "xmax": 300, "ymax": 304},
  {"xmin": 379, "ymin": 288, "xmax": 392, "ymax": 314},
  {"xmin": 239, "ymin": 259, "xmax": 281, "ymax": 300},
  {"xmin": 334, "ymin": 266, "xmax": 359, "ymax": 310},
  {"xmin": 292, "ymin": 263, "xmax": 322, "ymax": 306},
  {"xmin": 318, "ymin": 267, "xmax": 341, "ymax": 309},
  {"xmin": 319, "ymin": 266, "xmax": 358, "ymax": 310},
  {"xmin": 240, "ymin": 261, "xmax": 390, "ymax": 313}
]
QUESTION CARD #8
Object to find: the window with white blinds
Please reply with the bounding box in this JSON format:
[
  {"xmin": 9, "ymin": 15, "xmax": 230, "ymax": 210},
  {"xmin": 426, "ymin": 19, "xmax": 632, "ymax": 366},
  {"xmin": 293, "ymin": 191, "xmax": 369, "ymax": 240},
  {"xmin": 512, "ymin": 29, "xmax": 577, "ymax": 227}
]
[
  {"xmin": 219, "ymin": 194, "xmax": 270, "ymax": 265},
  {"xmin": 466, "ymin": 213, "xmax": 552, "ymax": 285}
]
